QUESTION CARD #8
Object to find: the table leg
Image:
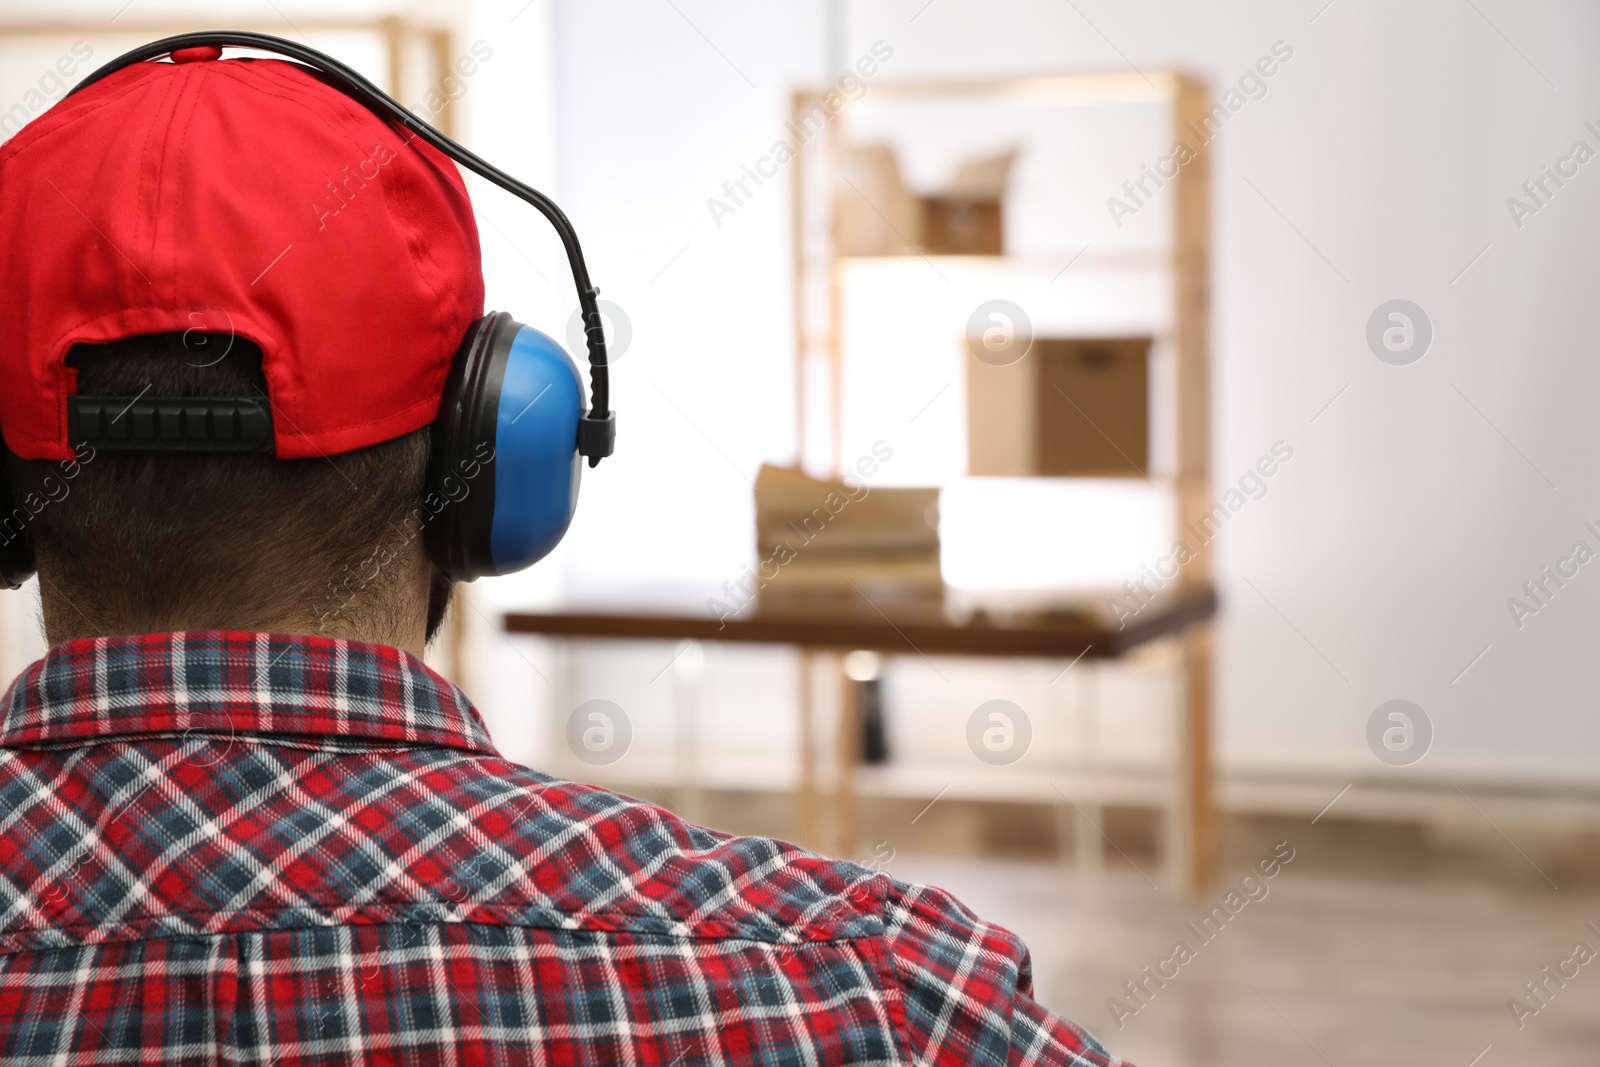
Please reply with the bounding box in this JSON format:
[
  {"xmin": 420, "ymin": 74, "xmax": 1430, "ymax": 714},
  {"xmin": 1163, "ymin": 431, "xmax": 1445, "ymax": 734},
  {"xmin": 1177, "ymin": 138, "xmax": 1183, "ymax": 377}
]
[
  {"xmin": 1166, "ymin": 625, "xmax": 1217, "ymax": 894},
  {"xmin": 835, "ymin": 653, "xmax": 859, "ymax": 861},
  {"xmin": 797, "ymin": 649, "xmax": 820, "ymax": 850},
  {"xmin": 1179, "ymin": 623, "xmax": 1218, "ymax": 892},
  {"xmin": 1075, "ymin": 663, "xmax": 1104, "ymax": 880},
  {"xmin": 1053, "ymin": 669, "xmax": 1073, "ymax": 869}
]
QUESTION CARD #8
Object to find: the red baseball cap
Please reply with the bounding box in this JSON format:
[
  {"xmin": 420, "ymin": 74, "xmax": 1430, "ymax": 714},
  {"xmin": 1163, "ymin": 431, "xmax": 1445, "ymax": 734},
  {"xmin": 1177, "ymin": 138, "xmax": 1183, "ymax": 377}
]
[{"xmin": 0, "ymin": 46, "xmax": 484, "ymax": 461}]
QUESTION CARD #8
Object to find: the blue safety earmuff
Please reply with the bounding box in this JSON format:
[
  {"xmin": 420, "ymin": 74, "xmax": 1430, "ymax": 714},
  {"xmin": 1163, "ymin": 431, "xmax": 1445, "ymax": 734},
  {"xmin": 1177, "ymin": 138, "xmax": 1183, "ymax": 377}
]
[
  {"xmin": 427, "ymin": 313, "xmax": 586, "ymax": 579},
  {"xmin": 0, "ymin": 31, "xmax": 619, "ymax": 588}
]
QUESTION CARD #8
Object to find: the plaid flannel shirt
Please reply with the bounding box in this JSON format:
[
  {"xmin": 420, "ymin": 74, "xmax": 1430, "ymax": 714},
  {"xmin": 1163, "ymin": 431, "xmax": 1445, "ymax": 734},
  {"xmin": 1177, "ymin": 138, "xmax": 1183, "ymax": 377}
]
[{"xmin": 0, "ymin": 631, "xmax": 1125, "ymax": 1066}]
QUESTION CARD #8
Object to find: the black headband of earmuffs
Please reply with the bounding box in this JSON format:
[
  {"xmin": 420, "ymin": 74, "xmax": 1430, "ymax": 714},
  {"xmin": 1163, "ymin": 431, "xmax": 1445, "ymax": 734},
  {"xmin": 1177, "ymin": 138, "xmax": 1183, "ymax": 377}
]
[{"xmin": 68, "ymin": 30, "xmax": 615, "ymax": 467}]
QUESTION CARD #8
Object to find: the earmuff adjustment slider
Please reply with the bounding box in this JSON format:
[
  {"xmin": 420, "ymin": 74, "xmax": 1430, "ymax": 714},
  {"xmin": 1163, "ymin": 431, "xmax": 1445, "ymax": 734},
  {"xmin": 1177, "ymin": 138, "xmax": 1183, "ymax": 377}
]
[{"xmin": 577, "ymin": 412, "xmax": 615, "ymax": 466}]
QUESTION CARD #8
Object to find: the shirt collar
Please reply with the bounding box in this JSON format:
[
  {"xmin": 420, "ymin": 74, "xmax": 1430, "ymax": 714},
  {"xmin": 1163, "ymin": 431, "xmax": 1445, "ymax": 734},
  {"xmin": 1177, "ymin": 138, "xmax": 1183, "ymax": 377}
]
[{"xmin": 0, "ymin": 631, "xmax": 498, "ymax": 755}]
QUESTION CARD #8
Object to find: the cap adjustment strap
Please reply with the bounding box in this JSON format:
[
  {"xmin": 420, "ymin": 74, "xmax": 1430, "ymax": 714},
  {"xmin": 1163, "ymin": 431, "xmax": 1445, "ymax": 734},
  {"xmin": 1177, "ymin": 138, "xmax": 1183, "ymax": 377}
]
[{"xmin": 68, "ymin": 395, "xmax": 273, "ymax": 452}]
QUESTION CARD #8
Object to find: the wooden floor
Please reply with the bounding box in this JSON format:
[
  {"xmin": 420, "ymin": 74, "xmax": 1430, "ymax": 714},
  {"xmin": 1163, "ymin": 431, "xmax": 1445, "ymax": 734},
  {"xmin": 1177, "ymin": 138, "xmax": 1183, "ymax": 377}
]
[{"xmin": 891, "ymin": 856, "xmax": 1600, "ymax": 1067}]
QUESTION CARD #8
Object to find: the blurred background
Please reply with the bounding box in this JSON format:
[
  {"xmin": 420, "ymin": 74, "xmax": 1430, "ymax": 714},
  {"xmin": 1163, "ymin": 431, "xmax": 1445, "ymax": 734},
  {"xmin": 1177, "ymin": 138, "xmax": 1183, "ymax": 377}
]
[{"xmin": 2, "ymin": 1, "xmax": 1599, "ymax": 1063}]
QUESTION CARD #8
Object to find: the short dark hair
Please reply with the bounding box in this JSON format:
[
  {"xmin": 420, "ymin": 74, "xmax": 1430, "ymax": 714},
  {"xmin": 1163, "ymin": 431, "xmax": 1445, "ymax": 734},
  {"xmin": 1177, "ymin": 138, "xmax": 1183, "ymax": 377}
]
[{"xmin": 3, "ymin": 333, "xmax": 452, "ymax": 642}]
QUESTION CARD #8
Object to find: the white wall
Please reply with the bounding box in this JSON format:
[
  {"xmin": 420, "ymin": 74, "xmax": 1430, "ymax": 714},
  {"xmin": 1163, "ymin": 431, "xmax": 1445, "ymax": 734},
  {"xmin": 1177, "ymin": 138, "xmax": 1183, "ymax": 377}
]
[{"xmin": 543, "ymin": 0, "xmax": 1600, "ymax": 792}]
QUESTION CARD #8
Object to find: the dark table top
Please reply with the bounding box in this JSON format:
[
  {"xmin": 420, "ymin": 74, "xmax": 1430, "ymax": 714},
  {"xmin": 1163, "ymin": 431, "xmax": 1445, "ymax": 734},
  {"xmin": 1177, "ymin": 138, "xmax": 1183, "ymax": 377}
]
[{"xmin": 504, "ymin": 584, "xmax": 1216, "ymax": 659}]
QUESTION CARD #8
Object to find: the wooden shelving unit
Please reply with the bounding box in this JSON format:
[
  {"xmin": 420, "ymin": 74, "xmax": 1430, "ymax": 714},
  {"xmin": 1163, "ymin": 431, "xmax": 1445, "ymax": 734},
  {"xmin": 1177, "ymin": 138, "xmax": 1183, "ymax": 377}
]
[{"xmin": 788, "ymin": 70, "xmax": 1219, "ymax": 890}]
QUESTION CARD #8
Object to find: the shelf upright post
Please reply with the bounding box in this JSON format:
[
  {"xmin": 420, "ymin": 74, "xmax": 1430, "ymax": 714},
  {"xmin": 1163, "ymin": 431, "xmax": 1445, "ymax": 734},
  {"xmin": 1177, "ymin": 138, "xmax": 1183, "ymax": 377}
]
[{"xmin": 1172, "ymin": 72, "xmax": 1218, "ymax": 893}]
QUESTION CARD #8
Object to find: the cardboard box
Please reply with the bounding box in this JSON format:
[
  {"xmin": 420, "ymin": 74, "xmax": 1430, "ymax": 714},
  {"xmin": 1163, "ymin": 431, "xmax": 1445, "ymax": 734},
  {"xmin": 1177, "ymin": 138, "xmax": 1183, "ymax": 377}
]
[
  {"xmin": 920, "ymin": 149, "xmax": 1014, "ymax": 255},
  {"xmin": 834, "ymin": 143, "xmax": 923, "ymax": 257},
  {"xmin": 967, "ymin": 337, "xmax": 1151, "ymax": 477},
  {"xmin": 835, "ymin": 144, "xmax": 1015, "ymax": 257},
  {"xmin": 921, "ymin": 198, "xmax": 1003, "ymax": 255}
]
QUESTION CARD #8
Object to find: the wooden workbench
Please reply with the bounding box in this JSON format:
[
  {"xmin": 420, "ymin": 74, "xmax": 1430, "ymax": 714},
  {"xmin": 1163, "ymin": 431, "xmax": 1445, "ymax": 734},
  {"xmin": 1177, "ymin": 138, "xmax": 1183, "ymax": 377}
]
[{"xmin": 506, "ymin": 584, "xmax": 1218, "ymax": 890}]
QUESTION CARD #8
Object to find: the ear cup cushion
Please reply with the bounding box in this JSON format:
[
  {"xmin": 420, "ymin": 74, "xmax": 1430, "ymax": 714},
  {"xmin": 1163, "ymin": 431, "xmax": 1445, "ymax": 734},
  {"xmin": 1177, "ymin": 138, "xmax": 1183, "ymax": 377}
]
[
  {"xmin": 0, "ymin": 447, "xmax": 36, "ymax": 590},
  {"xmin": 425, "ymin": 313, "xmax": 513, "ymax": 581},
  {"xmin": 486, "ymin": 325, "xmax": 584, "ymax": 574}
]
